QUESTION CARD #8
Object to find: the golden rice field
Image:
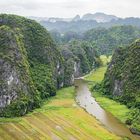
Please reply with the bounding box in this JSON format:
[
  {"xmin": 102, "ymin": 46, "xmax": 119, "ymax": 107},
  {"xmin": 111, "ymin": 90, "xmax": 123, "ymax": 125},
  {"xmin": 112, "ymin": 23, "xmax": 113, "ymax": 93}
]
[{"xmin": 0, "ymin": 87, "xmax": 122, "ymax": 140}]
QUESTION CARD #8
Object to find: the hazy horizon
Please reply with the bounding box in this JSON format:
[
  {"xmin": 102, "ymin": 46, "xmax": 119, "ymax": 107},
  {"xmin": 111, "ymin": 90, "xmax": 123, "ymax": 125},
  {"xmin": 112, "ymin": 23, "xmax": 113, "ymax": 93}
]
[{"xmin": 0, "ymin": 0, "xmax": 140, "ymax": 18}]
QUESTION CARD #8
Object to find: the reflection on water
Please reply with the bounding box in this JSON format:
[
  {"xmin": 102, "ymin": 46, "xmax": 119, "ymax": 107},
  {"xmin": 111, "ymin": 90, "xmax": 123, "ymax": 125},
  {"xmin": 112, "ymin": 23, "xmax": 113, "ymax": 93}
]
[{"xmin": 75, "ymin": 79, "xmax": 140, "ymax": 140}]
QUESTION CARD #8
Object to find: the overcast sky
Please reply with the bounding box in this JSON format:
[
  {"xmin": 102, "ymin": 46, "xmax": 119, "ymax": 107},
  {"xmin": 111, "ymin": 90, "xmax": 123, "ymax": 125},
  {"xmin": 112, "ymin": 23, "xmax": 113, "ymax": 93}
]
[{"xmin": 0, "ymin": 0, "xmax": 140, "ymax": 18}]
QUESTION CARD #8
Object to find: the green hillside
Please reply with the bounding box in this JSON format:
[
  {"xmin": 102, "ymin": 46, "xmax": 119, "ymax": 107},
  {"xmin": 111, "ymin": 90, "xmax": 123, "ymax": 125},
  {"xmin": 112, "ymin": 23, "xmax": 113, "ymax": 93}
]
[
  {"xmin": 84, "ymin": 26, "xmax": 140, "ymax": 55},
  {"xmin": 0, "ymin": 14, "xmax": 100, "ymax": 117},
  {"xmin": 103, "ymin": 39, "xmax": 140, "ymax": 135}
]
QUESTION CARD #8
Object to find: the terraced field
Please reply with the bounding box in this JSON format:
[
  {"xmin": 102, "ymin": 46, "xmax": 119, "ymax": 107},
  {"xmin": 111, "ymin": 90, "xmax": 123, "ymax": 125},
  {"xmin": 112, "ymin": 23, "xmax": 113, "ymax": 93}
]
[{"xmin": 0, "ymin": 87, "xmax": 122, "ymax": 140}]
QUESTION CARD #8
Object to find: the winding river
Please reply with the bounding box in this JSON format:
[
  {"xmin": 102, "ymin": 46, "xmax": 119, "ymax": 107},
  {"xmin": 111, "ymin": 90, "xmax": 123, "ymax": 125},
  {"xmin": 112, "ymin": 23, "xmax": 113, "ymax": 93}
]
[{"xmin": 75, "ymin": 79, "xmax": 140, "ymax": 140}]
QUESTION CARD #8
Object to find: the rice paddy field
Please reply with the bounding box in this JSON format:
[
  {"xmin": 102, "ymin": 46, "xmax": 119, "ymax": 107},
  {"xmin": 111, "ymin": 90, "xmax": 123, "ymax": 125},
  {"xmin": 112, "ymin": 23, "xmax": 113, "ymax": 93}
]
[{"xmin": 0, "ymin": 86, "xmax": 122, "ymax": 140}]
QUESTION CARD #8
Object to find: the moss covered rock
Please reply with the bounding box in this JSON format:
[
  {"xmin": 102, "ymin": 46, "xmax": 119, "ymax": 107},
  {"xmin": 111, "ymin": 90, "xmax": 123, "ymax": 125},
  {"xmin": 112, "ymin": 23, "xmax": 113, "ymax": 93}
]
[
  {"xmin": 103, "ymin": 39, "xmax": 140, "ymax": 135},
  {"xmin": 59, "ymin": 40, "xmax": 101, "ymax": 86},
  {"xmin": 0, "ymin": 14, "xmax": 101, "ymax": 117},
  {"xmin": 0, "ymin": 14, "xmax": 63, "ymax": 117},
  {"xmin": 0, "ymin": 25, "xmax": 40, "ymax": 117}
]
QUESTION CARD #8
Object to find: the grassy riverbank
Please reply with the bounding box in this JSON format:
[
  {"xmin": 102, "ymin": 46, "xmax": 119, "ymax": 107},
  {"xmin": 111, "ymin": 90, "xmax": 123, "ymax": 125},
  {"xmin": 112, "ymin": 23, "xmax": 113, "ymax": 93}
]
[
  {"xmin": 85, "ymin": 66, "xmax": 130, "ymax": 124},
  {"xmin": 0, "ymin": 86, "xmax": 122, "ymax": 140}
]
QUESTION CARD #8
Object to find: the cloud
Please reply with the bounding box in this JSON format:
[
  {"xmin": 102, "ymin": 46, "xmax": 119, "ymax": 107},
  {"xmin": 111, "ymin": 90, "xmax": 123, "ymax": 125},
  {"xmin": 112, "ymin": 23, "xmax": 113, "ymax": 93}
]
[{"xmin": 0, "ymin": 0, "xmax": 140, "ymax": 18}]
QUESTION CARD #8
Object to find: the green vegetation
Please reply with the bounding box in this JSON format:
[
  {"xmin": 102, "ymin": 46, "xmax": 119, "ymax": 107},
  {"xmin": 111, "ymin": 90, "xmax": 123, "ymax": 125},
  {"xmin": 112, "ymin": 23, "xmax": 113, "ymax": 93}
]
[
  {"xmin": 85, "ymin": 55, "xmax": 111, "ymax": 85},
  {"xmin": 0, "ymin": 14, "xmax": 101, "ymax": 117},
  {"xmin": 1, "ymin": 13, "xmax": 140, "ymax": 138},
  {"xmin": 102, "ymin": 40, "xmax": 140, "ymax": 135},
  {"xmin": 51, "ymin": 31, "xmax": 82, "ymax": 44},
  {"xmin": 100, "ymin": 55, "xmax": 112, "ymax": 66},
  {"xmin": 84, "ymin": 63, "xmax": 131, "ymax": 133},
  {"xmin": 85, "ymin": 67, "xmax": 107, "ymax": 83},
  {"xmin": 59, "ymin": 40, "xmax": 101, "ymax": 86},
  {"xmin": 68, "ymin": 40, "xmax": 101, "ymax": 72},
  {"xmin": 84, "ymin": 26, "xmax": 140, "ymax": 55},
  {"xmin": 31, "ymin": 62, "xmax": 57, "ymax": 98},
  {"xmin": 86, "ymin": 50, "xmax": 140, "ymax": 135},
  {"xmin": 0, "ymin": 14, "xmax": 62, "ymax": 116},
  {"xmin": 0, "ymin": 25, "xmax": 41, "ymax": 117},
  {"xmin": 0, "ymin": 87, "xmax": 122, "ymax": 140},
  {"xmin": 94, "ymin": 93, "xmax": 130, "ymax": 123}
]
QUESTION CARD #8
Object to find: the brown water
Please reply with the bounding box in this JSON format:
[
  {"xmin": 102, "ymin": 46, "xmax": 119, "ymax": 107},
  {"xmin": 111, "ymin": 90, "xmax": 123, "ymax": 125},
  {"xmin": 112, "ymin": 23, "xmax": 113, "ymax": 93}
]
[{"xmin": 75, "ymin": 79, "xmax": 140, "ymax": 140}]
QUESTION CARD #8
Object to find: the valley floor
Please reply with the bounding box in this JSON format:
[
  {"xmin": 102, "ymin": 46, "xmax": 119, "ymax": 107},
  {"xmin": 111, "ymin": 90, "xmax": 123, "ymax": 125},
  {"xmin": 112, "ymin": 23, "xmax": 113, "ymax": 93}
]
[
  {"xmin": 0, "ymin": 82, "xmax": 122, "ymax": 140},
  {"xmin": 85, "ymin": 67, "xmax": 130, "ymax": 124}
]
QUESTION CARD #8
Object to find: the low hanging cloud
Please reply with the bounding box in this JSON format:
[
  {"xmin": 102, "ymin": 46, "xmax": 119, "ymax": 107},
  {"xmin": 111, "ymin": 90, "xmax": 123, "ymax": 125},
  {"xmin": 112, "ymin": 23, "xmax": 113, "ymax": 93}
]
[{"xmin": 0, "ymin": 0, "xmax": 140, "ymax": 18}]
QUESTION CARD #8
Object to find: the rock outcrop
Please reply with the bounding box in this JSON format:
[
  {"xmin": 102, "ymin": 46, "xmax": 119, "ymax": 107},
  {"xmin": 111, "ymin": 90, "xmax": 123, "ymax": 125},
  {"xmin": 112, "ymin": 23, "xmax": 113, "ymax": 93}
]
[
  {"xmin": 0, "ymin": 25, "xmax": 40, "ymax": 116},
  {"xmin": 59, "ymin": 41, "xmax": 101, "ymax": 86},
  {"xmin": 0, "ymin": 14, "xmax": 101, "ymax": 117},
  {"xmin": 0, "ymin": 14, "xmax": 63, "ymax": 116},
  {"xmin": 103, "ymin": 39, "xmax": 140, "ymax": 135}
]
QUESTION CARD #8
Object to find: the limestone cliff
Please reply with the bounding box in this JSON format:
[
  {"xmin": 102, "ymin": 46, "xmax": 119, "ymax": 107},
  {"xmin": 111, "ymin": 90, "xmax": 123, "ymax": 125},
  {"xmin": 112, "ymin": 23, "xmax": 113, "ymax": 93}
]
[
  {"xmin": 0, "ymin": 14, "xmax": 63, "ymax": 116},
  {"xmin": 0, "ymin": 14, "xmax": 101, "ymax": 117},
  {"xmin": 103, "ymin": 39, "xmax": 140, "ymax": 135},
  {"xmin": 0, "ymin": 25, "xmax": 40, "ymax": 116},
  {"xmin": 59, "ymin": 41, "xmax": 101, "ymax": 86}
]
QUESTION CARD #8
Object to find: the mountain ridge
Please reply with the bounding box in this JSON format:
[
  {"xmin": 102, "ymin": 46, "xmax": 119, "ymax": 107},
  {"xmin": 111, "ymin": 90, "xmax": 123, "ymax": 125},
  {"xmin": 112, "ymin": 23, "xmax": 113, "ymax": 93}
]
[
  {"xmin": 82, "ymin": 12, "xmax": 118, "ymax": 22},
  {"xmin": 0, "ymin": 14, "xmax": 101, "ymax": 117},
  {"xmin": 103, "ymin": 39, "xmax": 140, "ymax": 135},
  {"xmin": 29, "ymin": 12, "xmax": 119, "ymax": 23}
]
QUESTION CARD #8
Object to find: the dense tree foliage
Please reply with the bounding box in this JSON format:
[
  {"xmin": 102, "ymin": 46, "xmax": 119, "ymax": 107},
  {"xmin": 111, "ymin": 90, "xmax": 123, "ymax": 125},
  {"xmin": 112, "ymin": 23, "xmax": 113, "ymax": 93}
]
[
  {"xmin": 50, "ymin": 30, "xmax": 83, "ymax": 44},
  {"xmin": 84, "ymin": 26, "xmax": 140, "ymax": 55},
  {"xmin": 102, "ymin": 39, "xmax": 140, "ymax": 135},
  {"xmin": 51, "ymin": 25, "xmax": 140, "ymax": 56},
  {"xmin": 0, "ymin": 14, "xmax": 101, "ymax": 117},
  {"xmin": 0, "ymin": 25, "xmax": 41, "ymax": 117},
  {"xmin": 0, "ymin": 14, "xmax": 63, "ymax": 116},
  {"xmin": 59, "ymin": 40, "xmax": 101, "ymax": 86}
]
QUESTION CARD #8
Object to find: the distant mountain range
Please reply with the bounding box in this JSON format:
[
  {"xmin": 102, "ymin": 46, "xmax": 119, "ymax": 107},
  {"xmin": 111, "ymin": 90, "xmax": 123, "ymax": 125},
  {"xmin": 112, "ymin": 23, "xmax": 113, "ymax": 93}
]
[
  {"xmin": 29, "ymin": 12, "xmax": 140, "ymax": 33},
  {"xmin": 81, "ymin": 12, "xmax": 118, "ymax": 22},
  {"xmin": 29, "ymin": 12, "xmax": 119, "ymax": 23}
]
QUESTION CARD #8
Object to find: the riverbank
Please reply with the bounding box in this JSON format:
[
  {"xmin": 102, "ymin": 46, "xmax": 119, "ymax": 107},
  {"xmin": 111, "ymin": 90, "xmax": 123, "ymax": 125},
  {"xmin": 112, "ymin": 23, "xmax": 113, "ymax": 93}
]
[
  {"xmin": 84, "ymin": 67, "xmax": 130, "ymax": 124},
  {"xmin": 0, "ymin": 86, "xmax": 122, "ymax": 140}
]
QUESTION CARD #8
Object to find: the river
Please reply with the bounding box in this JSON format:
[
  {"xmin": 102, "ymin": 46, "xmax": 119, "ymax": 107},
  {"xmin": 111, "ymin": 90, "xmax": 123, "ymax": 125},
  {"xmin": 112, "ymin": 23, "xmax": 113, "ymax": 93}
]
[{"xmin": 75, "ymin": 79, "xmax": 140, "ymax": 140}]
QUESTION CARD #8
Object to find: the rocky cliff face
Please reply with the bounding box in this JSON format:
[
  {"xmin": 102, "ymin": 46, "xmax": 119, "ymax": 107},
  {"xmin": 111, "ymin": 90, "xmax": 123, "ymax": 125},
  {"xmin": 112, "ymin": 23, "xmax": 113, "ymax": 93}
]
[
  {"xmin": 0, "ymin": 14, "xmax": 100, "ymax": 117},
  {"xmin": 59, "ymin": 46, "xmax": 80, "ymax": 86},
  {"xmin": 103, "ymin": 39, "xmax": 140, "ymax": 135},
  {"xmin": 59, "ymin": 41, "xmax": 101, "ymax": 86},
  {"xmin": 103, "ymin": 40, "xmax": 140, "ymax": 103},
  {"xmin": 0, "ymin": 14, "xmax": 63, "ymax": 116},
  {"xmin": 0, "ymin": 25, "xmax": 40, "ymax": 116}
]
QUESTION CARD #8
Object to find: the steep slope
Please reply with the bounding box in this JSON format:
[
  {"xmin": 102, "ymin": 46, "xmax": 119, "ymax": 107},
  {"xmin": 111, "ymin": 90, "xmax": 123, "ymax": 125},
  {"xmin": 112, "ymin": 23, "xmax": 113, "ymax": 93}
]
[
  {"xmin": 82, "ymin": 12, "xmax": 118, "ymax": 23},
  {"xmin": 59, "ymin": 41, "xmax": 101, "ymax": 86},
  {"xmin": 0, "ymin": 14, "xmax": 64, "ymax": 117},
  {"xmin": 0, "ymin": 25, "xmax": 40, "ymax": 117},
  {"xmin": 103, "ymin": 39, "xmax": 140, "ymax": 135},
  {"xmin": 51, "ymin": 26, "xmax": 140, "ymax": 56},
  {"xmin": 0, "ymin": 14, "xmax": 101, "ymax": 117}
]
